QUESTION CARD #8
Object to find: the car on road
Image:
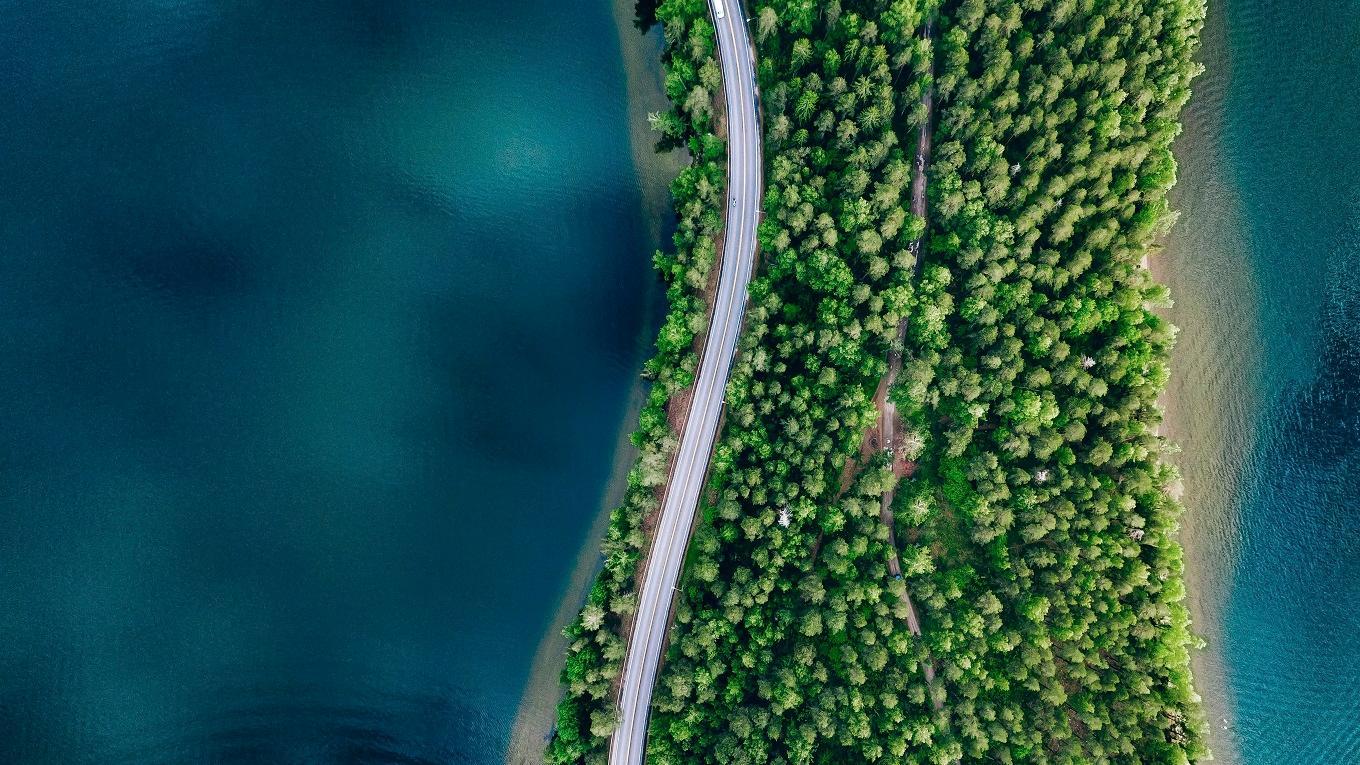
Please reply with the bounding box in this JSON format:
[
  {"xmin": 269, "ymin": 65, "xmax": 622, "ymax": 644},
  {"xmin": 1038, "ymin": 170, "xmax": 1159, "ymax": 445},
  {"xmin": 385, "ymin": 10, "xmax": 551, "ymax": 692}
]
[{"xmin": 714, "ymin": 1, "xmax": 724, "ymax": 20}]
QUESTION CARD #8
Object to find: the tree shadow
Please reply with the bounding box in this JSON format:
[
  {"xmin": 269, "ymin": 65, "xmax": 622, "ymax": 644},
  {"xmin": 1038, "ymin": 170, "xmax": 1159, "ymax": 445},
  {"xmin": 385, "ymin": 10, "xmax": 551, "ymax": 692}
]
[{"xmin": 634, "ymin": 0, "xmax": 661, "ymax": 33}]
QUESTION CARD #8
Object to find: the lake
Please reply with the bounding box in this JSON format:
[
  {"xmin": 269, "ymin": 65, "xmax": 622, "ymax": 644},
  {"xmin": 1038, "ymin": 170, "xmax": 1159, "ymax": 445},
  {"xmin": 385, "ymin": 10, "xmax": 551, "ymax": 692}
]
[
  {"xmin": 1162, "ymin": 1, "xmax": 1360, "ymax": 762},
  {"xmin": 0, "ymin": 0, "xmax": 667, "ymax": 761}
]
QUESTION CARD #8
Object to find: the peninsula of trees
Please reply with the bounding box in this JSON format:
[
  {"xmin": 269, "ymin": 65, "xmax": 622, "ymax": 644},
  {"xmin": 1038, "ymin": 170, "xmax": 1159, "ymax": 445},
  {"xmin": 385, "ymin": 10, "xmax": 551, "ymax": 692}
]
[{"xmin": 550, "ymin": 0, "xmax": 1208, "ymax": 762}]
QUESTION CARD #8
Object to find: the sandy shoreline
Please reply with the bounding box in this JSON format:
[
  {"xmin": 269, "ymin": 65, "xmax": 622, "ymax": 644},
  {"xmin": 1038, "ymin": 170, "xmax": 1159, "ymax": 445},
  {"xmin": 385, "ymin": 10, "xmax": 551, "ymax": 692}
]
[
  {"xmin": 1151, "ymin": 246, "xmax": 1249, "ymax": 764},
  {"xmin": 504, "ymin": 374, "xmax": 649, "ymax": 764},
  {"xmin": 1153, "ymin": 6, "xmax": 1254, "ymax": 755},
  {"xmin": 503, "ymin": 2, "xmax": 680, "ymax": 761}
]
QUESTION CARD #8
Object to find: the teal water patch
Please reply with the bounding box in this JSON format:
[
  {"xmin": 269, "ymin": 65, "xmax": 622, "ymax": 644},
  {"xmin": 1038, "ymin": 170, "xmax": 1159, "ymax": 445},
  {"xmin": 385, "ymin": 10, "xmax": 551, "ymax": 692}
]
[
  {"xmin": 1167, "ymin": 0, "xmax": 1360, "ymax": 761},
  {"xmin": 0, "ymin": 0, "xmax": 660, "ymax": 761}
]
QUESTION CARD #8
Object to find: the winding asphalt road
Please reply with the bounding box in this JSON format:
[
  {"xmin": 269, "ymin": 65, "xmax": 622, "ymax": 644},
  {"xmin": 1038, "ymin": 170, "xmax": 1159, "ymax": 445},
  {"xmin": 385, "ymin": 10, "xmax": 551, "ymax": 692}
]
[{"xmin": 608, "ymin": 1, "xmax": 761, "ymax": 762}]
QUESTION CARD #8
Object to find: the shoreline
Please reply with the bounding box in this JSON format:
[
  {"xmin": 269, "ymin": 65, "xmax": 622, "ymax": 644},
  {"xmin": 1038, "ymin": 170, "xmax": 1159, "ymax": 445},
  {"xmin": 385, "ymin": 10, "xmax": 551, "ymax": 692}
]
[
  {"xmin": 1154, "ymin": 5, "xmax": 1254, "ymax": 758},
  {"xmin": 503, "ymin": 1, "xmax": 680, "ymax": 760},
  {"xmin": 1151, "ymin": 250, "xmax": 1250, "ymax": 765},
  {"xmin": 504, "ymin": 374, "xmax": 650, "ymax": 765}
]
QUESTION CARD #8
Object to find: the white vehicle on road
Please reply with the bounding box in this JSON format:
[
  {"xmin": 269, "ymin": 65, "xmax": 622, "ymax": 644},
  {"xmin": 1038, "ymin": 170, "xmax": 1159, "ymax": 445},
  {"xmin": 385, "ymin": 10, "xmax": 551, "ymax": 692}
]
[{"xmin": 714, "ymin": 0, "xmax": 725, "ymax": 20}]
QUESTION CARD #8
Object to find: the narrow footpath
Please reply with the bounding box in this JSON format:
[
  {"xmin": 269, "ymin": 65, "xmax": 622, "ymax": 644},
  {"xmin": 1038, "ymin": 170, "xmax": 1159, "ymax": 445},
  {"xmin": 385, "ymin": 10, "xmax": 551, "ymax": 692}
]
[{"xmin": 874, "ymin": 14, "xmax": 943, "ymax": 711}]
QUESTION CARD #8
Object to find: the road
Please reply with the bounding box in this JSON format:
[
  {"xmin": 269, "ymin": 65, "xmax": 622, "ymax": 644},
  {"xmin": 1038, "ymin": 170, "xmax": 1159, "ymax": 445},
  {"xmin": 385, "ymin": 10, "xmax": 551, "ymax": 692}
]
[
  {"xmin": 876, "ymin": 14, "xmax": 942, "ymax": 710},
  {"xmin": 608, "ymin": 1, "xmax": 761, "ymax": 763}
]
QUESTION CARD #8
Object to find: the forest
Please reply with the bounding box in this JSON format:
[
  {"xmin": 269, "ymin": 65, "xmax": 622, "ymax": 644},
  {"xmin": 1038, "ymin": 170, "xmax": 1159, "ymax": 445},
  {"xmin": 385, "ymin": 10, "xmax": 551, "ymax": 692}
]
[{"xmin": 550, "ymin": 0, "xmax": 1209, "ymax": 763}]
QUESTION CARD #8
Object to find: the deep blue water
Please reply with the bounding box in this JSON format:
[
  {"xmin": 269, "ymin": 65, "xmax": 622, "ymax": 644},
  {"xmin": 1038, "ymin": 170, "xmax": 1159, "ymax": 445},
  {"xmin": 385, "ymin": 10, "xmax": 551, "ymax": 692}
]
[
  {"xmin": 0, "ymin": 1, "xmax": 660, "ymax": 761},
  {"xmin": 1165, "ymin": 1, "xmax": 1360, "ymax": 762}
]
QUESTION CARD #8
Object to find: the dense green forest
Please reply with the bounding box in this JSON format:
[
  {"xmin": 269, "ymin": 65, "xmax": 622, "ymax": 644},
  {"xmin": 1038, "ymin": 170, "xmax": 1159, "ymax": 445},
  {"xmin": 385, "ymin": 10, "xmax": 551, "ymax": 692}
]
[
  {"xmin": 894, "ymin": 0, "xmax": 1209, "ymax": 761},
  {"xmin": 646, "ymin": 0, "xmax": 943, "ymax": 761},
  {"xmin": 550, "ymin": 0, "xmax": 1208, "ymax": 763}
]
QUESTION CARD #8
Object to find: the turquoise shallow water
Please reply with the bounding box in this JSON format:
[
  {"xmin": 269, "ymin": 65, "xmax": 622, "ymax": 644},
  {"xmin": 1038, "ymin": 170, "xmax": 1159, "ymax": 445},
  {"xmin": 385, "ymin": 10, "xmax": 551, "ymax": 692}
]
[
  {"xmin": 1164, "ymin": 1, "xmax": 1360, "ymax": 762},
  {"xmin": 0, "ymin": 1, "xmax": 660, "ymax": 761}
]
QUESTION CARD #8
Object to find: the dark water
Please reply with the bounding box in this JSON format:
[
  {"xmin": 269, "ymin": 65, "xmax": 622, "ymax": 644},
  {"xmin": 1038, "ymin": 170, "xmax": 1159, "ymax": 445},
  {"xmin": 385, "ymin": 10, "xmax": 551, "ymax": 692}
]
[
  {"xmin": 0, "ymin": 1, "xmax": 661, "ymax": 761},
  {"xmin": 1164, "ymin": 1, "xmax": 1360, "ymax": 762}
]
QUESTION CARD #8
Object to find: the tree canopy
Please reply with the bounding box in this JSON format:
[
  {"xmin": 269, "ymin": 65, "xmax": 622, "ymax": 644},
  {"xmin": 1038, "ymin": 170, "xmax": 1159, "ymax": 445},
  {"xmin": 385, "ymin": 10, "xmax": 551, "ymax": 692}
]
[{"xmin": 549, "ymin": 0, "xmax": 1209, "ymax": 762}]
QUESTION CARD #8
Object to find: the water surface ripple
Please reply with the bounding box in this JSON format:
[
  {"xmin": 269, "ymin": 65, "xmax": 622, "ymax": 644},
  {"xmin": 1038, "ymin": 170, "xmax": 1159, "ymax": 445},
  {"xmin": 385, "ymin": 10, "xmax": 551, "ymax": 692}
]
[
  {"xmin": 0, "ymin": 1, "xmax": 660, "ymax": 761},
  {"xmin": 1163, "ymin": 1, "xmax": 1360, "ymax": 762}
]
